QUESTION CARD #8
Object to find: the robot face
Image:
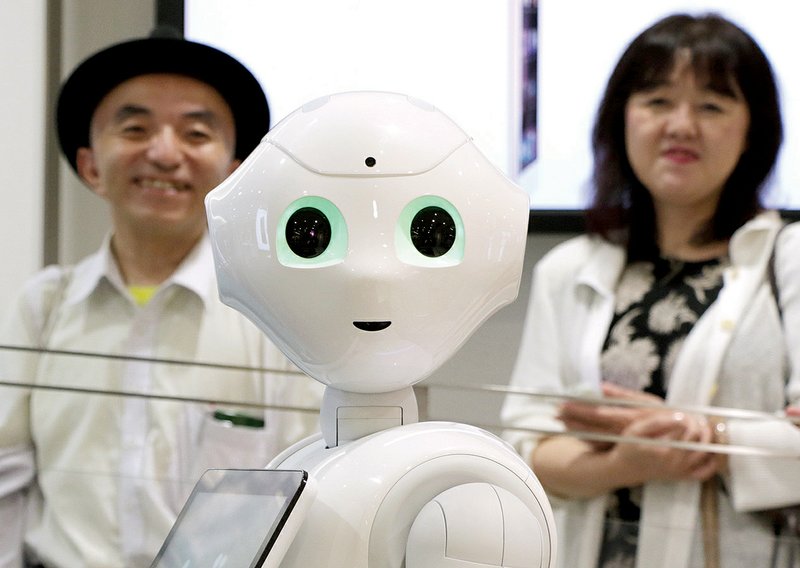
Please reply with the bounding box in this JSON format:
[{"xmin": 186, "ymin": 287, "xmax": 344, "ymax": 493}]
[{"xmin": 206, "ymin": 92, "xmax": 528, "ymax": 393}]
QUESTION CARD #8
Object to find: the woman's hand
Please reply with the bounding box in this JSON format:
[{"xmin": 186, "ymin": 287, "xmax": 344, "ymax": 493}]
[
  {"xmin": 535, "ymin": 382, "xmax": 719, "ymax": 497},
  {"xmin": 531, "ymin": 410, "xmax": 719, "ymax": 498},
  {"xmin": 558, "ymin": 382, "xmax": 665, "ymax": 442},
  {"xmin": 607, "ymin": 410, "xmax": 719, "ymax": 486}
]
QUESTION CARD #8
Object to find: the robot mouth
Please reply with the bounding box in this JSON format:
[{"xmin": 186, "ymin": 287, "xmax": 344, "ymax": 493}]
[{"xmin": 353, "ymin": 321, "xmax": 392, "ymax": 332}]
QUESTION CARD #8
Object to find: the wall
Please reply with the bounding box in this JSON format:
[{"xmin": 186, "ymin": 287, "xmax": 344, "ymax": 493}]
[
  {"xmin": 0, "ymin": 4, "xmax": 46, "ymax": 318},
  {"xmin": 57, "ymin": 0, "xmax": 155, "ymax": 264},
  {"xmin": 0, "ymin": 4, "xmax": 155, "ymax": 318}
]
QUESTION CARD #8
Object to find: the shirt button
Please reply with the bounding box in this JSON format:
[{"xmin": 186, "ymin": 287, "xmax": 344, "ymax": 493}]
[{"xmin": 721, "ymin": 319, "xmax": 735, "ymax": 331}]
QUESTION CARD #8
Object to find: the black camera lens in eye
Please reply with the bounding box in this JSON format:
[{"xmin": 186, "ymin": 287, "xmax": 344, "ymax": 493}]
[
  {"xmin": 410, "ymin": 206, "xmax": 456, "ymax": 258},
  {"xmin": 286, "ymin": 207, "xmax": 332, "ymax": 258}
]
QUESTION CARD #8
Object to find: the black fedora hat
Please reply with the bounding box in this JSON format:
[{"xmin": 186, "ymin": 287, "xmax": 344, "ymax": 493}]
[{"xmin": 56, "ymin": 28, "xmax": 270, "ymax": 174}]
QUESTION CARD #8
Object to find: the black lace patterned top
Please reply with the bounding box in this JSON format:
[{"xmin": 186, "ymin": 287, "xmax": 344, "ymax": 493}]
[{"xmin": 596, "ymin": 254, "xmax": 729, "ymax": 568}]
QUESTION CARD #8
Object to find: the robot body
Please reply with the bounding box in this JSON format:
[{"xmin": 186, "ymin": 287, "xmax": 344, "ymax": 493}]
[
  {"xmin": 268, "ymin": 420, "xmax": 553, "ymax": 568},
  {"xmin": 204, "ymin": 91, "xmax": 557, "ymax": 567}
]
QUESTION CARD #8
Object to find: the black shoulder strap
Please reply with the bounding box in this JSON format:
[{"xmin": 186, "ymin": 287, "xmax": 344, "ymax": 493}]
[{"xmin": 768, "ymin": 221, "xmax": 789, "ymax": 323}]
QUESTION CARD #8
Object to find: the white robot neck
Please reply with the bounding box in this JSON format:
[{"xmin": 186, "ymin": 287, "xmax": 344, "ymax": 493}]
[{"xmin": 320, "ymin": 386, "xmax": 419, "ymax": 447}]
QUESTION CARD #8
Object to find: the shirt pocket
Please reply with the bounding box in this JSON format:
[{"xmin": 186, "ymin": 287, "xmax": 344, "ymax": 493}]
[{"xmin": 188, "ymin": 406, "xmax": 279, "ymax": 481}]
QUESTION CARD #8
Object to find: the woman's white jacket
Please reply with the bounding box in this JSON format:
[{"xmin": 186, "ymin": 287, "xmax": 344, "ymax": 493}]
[{"xmin": 502, "ymin": 211, "xmax": 800, "ymax": 568}]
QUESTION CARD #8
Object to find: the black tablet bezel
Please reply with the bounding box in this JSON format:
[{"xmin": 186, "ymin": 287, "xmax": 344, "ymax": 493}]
[{"xmin": 149, "ymin": 469, "xmax": 309, "ymax": 568}]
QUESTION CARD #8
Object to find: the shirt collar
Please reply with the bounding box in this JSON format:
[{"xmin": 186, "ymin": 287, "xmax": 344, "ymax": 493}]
[
  {"xmin": 572, "ymin": 210, "xmax": 783, "ymax": 297},
  {"xmin": 728, "ymin": 210, "xmax": 783, "ymax": 267},
  {"xmin": 575, "ymin": 235, "xmax": 626, "ymax": 297},
  {"xmin": 171, "ymin": 234, "xmax": 214, "ymax": 303},
  {"xmin": 64, "ymin": 233, "xmax": 215, "ymax": 307}
]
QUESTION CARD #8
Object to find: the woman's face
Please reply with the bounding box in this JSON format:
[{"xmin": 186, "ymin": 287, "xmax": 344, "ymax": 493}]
[{"xmin": 624, "ymin": 60, "xmax": 750, "ymax": 219}]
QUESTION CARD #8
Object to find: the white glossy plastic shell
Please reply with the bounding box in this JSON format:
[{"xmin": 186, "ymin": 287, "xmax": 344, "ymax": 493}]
[
  {"xmin": 267, "ymin": 421, "xmax": 557, "ymax": 568},
  {"xmin": 205, "ymin": 91, "xmax": 529, "ymax": 393}
]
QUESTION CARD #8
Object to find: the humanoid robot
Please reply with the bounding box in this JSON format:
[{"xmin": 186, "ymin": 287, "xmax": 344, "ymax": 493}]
[{"xmin": 204, "ymin": 91, "xmax": 556, "ymax": 567}]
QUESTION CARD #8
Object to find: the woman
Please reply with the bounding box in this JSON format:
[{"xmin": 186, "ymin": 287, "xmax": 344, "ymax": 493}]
[{"xmin": 502, "ymin": 13, "xmax": 800, "ymax": 568}]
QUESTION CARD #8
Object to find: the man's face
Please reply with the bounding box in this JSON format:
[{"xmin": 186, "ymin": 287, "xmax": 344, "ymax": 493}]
[{"xmin": 77, "ymin": 73, "xmax": 239, "ymax": 242}]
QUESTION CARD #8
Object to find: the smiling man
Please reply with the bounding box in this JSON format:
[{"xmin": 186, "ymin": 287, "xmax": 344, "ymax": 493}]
[
  {"xmin": 76, "ymin": 73, "xmax": 239, "ymax": 285},
  {"xmin": 0, "ymin": 29, "xmax": 321, "ymax": 568},
  {"xmin": 59, "ymin": 30, "xmax": 267, "ymax": 288}
]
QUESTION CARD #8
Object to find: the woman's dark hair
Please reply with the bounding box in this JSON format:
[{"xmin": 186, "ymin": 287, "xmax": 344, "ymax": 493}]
[{"xmin": 586, "ymin": 13, "xmax": 783, "ymax": 259}]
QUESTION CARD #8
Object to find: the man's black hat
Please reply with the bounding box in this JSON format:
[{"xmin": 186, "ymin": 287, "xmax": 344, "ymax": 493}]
[{"xmin": 56, "ymin": 28, "xmax": 270, "ymax": 173}]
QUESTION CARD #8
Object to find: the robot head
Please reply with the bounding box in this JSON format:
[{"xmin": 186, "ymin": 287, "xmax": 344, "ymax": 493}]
[{"xmin": 206, "ymin": 91, "xmax": 528, "ymax": 393}]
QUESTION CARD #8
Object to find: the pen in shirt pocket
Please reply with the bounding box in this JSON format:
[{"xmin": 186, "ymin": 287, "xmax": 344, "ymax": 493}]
[{"xmin": 213, "ymin": 409, "xmax": 265, "ymax": 429}]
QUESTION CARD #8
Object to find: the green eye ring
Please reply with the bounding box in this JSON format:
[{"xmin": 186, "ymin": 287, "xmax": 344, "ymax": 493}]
[
  {"xmin": 277, "ymin": 196, "xmax": 347, "ymax": 267},
  {"xmin": 396, "ymin": 196, "xmax": 464, "ymax": 267}
]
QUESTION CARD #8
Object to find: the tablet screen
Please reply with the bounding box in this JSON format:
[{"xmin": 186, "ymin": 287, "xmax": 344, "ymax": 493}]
[{"xmin": 150, "ymin": 469, "xmax": 308, "ymax": 568}]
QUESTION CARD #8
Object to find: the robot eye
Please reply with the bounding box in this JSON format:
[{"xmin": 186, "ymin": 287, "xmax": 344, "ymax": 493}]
[
  {"xmin": 286, "ymin": 207, "xmax": 331, "ymax": 258},
  {"xmin": 277, "ymin": 197, "xmax": 347, "ymax": 268},
  {"xmin": 410, "ymin": 206, "xmax": 456, "ymax": 257},
  {"xmin": 396, "ymin": 196, "xmax": 464, "ymax": 267}
]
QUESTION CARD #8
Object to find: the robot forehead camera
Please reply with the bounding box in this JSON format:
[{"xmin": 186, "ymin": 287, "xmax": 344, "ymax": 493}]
[{"xmin": 206, "ymin": 91, "xmax": 529, "ymax": 394}]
